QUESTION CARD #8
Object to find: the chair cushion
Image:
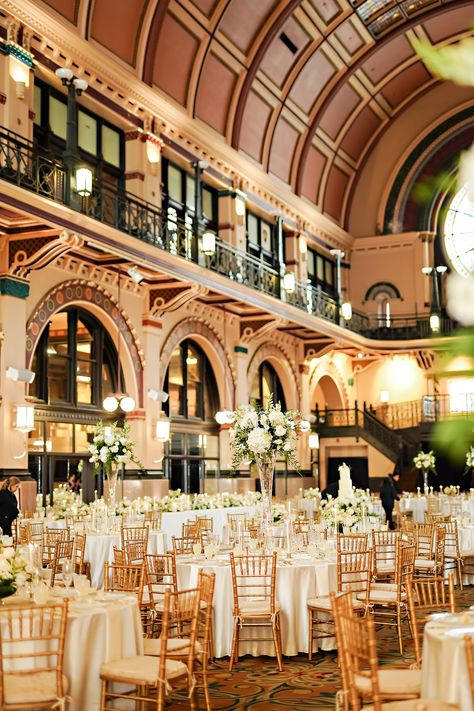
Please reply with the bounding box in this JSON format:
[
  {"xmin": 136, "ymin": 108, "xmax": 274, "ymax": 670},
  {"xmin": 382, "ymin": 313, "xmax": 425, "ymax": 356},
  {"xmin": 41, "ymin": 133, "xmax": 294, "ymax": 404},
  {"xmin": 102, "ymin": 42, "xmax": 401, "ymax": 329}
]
[
  {"xmin": 307, "ymin": 595, "xmax": 365, "ymax": 611},
  {"xmin": 358, "ymin": 589, "xmax": 406, "ymax": 603},
  {"xmin": 415, "ymin": 559, "xmax": 436, "ymax": 569},
  {"xmin": 238, "ymin": 600, "xmax": 281, "ymax": 616},
  {"xmin": 355, "ymin": 669, "xmax": 421, "ymax": 695},
  {"xmin": 100, "ymin": 655, "xmax": 187, "ymax": 684},
  {"xmin": 4, "ymin": 672, "xmax": 69, "ymax": 705},
  {"xmin": 144, "ymin": 637, "xmax": 203, "ymax": 656},
  {"xmin": 363, "ymin": 700, "xmax": 458, "ymax": 711}
]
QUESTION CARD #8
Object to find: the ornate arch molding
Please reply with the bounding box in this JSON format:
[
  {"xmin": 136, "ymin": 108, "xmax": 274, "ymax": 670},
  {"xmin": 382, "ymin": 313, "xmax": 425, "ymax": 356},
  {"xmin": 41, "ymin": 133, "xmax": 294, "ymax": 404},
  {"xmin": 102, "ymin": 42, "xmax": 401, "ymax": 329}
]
[
  {"xmin": 383, "ymin": 106, "xmax": 474, "ymax": 232},
  {"xmin": 247, "ymin": 342, "xmax": 301, "ymax": 409},
  {"xmin": 364, "ymin": 282, "xmax": 402, "ymax": 302},
  {"xmin": 309, "ymin": 360, "xmax": 350, "ymax": 410},
  {"xmin": 25, "ymin": 280, "xmax": 145, "ymax": 405},
  {"xmin": 159, "ymin": 318, "xmax": 236, "ymax": 408}
]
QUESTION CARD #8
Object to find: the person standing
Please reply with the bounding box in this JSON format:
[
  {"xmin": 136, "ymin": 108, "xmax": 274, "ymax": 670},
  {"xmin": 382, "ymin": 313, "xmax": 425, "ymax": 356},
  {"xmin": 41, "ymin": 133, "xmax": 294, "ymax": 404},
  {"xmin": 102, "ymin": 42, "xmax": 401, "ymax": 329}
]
[
  {"xmin": 380, "ymin": 472, "xmax": 400, "ymax": 530},
  {"xmin": 0, "ymin": 477, "xmax": 20, "ymax": 536}
]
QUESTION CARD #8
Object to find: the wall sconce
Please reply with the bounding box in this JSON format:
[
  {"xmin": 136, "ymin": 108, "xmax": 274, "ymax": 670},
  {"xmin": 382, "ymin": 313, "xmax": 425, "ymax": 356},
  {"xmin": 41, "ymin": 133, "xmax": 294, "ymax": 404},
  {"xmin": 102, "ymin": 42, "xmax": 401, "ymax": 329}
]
[
  {"xmin": 127, "ymin": 266, "xmax": 144, "ymax": 285},
  {"xmin": 430, "ymin": 313, "xmax": 440, "ymax": 333},
  {"xmin": 341, "ymin": 301, "xmax": 352, "ymax": 320},
  {"xmin": 146, "ymin": 140, "xmax": 161, "ymax": 165},
  {"xmin": 215, "ymin": 410, "xmax": 235, "ymax": 425},
  {"xmin": 299, "ymin": 236, "xmax": 307, "ymax": 254},
  {"xmin": 13, "ymin": 403, "xmax": 34, "ymax": 432},
  {"xmin": 283, "ymin": 271, "xmax": 296, "ymax": 293},
  {"xmin": 235, "ymin": 190, "xmax": 246, "ymax": 217},
  {"xmin": 147, "ymin": 389, "xmax": 169, "ymax": 403},
  {"xmin": 380, "ymin": 390, "xmax": 390, "ymax": 403},
  {"xmin": 155, "ymin": 417, "xmax": 171, "ymax": 442},
  {"xmin": 75, "ymin": 167, "xmax": 93, "ymax": 197},
  {"xmin": 202, "ymin": 231, "xmax": 216, "ymax": 256},
  {"xmin": 308, "ymin": 433, "xmax": 320, "ymax": 450},
  {"xmin": 10, "ymin": 57, "xmax": 29, "ymax": 100}
]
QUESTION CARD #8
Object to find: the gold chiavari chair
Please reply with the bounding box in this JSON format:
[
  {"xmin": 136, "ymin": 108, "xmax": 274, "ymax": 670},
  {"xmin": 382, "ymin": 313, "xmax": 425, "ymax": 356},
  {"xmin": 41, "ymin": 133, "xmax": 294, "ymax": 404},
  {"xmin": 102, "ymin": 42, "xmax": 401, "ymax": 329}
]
[
  {"xmin": 195, "ymin": 516, "xmax": 213, "ymax": 544},
  {"xmin": 337, "ymin": 533, "xmax": 369, "ymax": 553},
  {"xmin": 182, "ymin": 520, "xmax": 200, "ymax": 539},
  {"xmin": 112, "ymin": 545, "xmax": 126, "ymax": 565},
  {"xmin": 400, "ymin": 515, "xmax": 415, "ymax": 539},
  {"xmin": 172, "ymin": 535, "xmax": 199, "ymax": 556},
  {"xmin": 73, "ymin": 533, "xmax": 89, "ymax": 577},
  {"xmin": 361, "ymin": 541, "xmax": 415, "ymax": 654},
  {"xmin": 26, "ymin": 520, "xmax": 44, "ymax": 544},
  {"xmin": 124, "ymin": 539, "xmax": 147, "ymax": 565},
  {"xmin": 372, "ymin": 530, "xmax": 400, "ymax": 581},
  {"xmin": 465, "ymin": 635, "xmax": 474, "ymax": 700},
  {"xmin": 100, "ymin": 587, "xmax": 199, "ymax": 711},
  {"xmin": 144, "ymin": 510, "xmax": 162, "ymax": 529},
  {"xmin": 0, "ymin": 601, "xmax": 69, "ymax": 710},
  {"xmin": 415, "ymin": 525, "xmax": 446, "ymax": 577},
  {"xmin": 425, "ymin": 512, "xmax": 451, "ymax": 523},
  {"xmin": 145, "ymin": 553, "xmax": 178, "ymax": 636},
  {"xmin": 103, "ymin": 561, "xmax": 148, "ymax": 627},
  {"xmin": 439, "ymin": 521, "xmax": 464, "ymax": 589},
  {"xmin": 229, "ymin": 551, "xmax": 282, "ymax": 671},
  {"xmin": 331, "ymin": 592, "xmax": 421, "ymax": 711},
  {"xmin": 406, "ymin": 573, "xmax": 456, "ymax": 668},
  {"xmin": 296, "ymin": 509, "xmax": 309, "ymax": 521},
  {"xmin": 48, "ymin": 539, "xmax": 74, "ymax": 587},
  {"xmin": 338, "ymin": 605, "xmax": 451, "ymax": 711},
  {"xmin": 308, "ymin": 548, "xmax": 372, "ymax": 660},
  {"xmin": 42, "ymin": 528, "xmax": 69, "ymax": 567},
  {"xmin": 121, "ymin": 525, "xmax": 149, "ymax": 549},
  {"xmin": 143, "ymin": 571, "xmax": 215, "ymax": 711},
  {"xmin": 227, "ymin": 513, "xmax": 248, "ymax": 538}
]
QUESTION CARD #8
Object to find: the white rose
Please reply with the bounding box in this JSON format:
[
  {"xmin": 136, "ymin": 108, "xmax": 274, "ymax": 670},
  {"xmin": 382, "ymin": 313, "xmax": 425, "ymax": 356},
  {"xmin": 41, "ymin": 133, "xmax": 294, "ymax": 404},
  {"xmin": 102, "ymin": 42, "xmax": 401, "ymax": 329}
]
[
  {"xmin": 275, "ymin": 425, "xmax": 286, "ymax": 437},
  {"xmin": 268, "ymin": 411, "xmax": 285, "ymax": 426},
  {"xmin": 283, "ymin": 442, "xmax": 293, "ymax": 452},
  {"xmin": 2, "ymin": 548, "xmax": 15, "ymax": 560}
]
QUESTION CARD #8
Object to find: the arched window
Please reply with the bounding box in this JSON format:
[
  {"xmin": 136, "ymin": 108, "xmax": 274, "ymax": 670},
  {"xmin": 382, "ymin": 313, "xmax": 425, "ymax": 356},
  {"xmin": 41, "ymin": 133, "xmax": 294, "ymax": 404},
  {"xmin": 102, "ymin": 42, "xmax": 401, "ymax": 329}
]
[
  {"xmin": 364, "ymin": 282, "xmax": 401, "ymax": 327},
  {"xmin": 163, "ymin": 339, "xmax": 218, "ymax": 421},
  {"xmin": 29, "ymin": 307, "xmax": 117, "ymax": 408},
  {"xmin": 443, "ymin": 185, "xmax": 474, "ymax": 277},
  {"xmin": 250, "ymin": 361, "xmax": 287, "ymax": 409}
]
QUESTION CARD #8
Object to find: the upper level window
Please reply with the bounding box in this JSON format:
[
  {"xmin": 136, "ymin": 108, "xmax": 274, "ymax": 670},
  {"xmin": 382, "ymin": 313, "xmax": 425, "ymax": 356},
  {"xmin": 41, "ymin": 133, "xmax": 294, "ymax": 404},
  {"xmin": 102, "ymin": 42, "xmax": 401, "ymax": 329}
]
[
  {"xmin": 444, "ymin": 185, "xmax": 474, "ymax": 277},
  {"xmin": 33, "ymin": 80, "xmax": 124, "ymax": 186},
  {"xmin": 29, "ymin": 308, "xmax": 117, "ymax": 409},
  {"xmin": 307, "ymin": 248, "xmax": 335, "ymax": 294},
  {"xmin": 250, "ymin": 361, "xmax": 287, "ymax": 410},
  {"xmin": 163, "ymin": 339, "xmax": 218, "ymax": 421},
  {"xmin": 246, "ymin": 212, "xmax": 278, "ymax": 268}
]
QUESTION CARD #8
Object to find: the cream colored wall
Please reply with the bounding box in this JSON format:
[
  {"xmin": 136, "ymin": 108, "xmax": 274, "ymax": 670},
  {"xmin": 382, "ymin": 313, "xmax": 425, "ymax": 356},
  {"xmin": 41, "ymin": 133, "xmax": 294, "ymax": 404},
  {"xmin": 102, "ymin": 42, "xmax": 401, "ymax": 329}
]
[
  {"xmin": 350, "ymin": 232, "xmax": 430, "ymax": 315},
  {"xmin": 354, "ymin": 356, "xmax": 427, "ymax": 408},
  {"xmin": 348, "ymin": 83, "xmax": 474, "ymax": 237}
]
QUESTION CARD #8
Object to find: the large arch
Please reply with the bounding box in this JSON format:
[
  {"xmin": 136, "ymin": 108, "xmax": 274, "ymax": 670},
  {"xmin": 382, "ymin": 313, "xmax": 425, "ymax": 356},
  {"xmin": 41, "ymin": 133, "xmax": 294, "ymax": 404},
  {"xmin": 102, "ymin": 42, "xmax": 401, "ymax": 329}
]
[
  {"xmin": 159, "ymin": 317, "xmax": 236, "ymax": 411},
  {"xmin": 247, "ymin": 342, "xmax": 300, "ymax": 410},
  {"xmin": 309, "ymin": 360, "xmax": 349, "ymax": 412},
  {"xmin": 25, "ymin": 279, "xmax": 145, "ymax": 408}
]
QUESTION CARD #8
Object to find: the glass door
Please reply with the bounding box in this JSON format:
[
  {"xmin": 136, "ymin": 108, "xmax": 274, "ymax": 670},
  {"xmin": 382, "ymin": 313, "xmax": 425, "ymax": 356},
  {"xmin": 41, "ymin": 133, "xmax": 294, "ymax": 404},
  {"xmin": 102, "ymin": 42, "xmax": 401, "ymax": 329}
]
[{"xmin": 164, "ymin": 432, "xmax": 219, "ymax": 494}]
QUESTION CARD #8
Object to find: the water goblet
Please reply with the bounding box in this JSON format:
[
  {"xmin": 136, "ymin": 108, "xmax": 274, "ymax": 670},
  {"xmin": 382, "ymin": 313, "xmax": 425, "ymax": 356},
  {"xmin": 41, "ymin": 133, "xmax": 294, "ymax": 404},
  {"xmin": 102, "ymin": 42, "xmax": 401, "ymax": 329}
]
[{"xmin": 62, "ymin": 559, "xmax": 73, "ymax": 589}]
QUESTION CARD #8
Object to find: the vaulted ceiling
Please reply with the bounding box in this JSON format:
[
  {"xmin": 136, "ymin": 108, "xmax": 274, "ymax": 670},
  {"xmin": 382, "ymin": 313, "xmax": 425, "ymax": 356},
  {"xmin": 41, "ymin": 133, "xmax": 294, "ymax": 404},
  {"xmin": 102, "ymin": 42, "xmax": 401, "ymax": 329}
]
[{"xmin": 38, "ymin": 0, "xmax": 474, "ymax": 230}]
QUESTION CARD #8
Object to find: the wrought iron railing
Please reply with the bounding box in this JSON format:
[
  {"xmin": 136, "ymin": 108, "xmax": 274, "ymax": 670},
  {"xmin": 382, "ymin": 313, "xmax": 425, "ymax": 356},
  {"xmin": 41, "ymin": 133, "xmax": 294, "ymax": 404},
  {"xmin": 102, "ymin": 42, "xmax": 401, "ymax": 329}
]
[
  {"xmin": 371, "ymin": 393, "xmax": 474, "ymax": 429},
  {"xmin": 0, "ymin": 126, "xmax": 458, "ymax": 341},
  {"xmin": 0, "ymin": 127, "xmax": 65, "ymax": 202}
]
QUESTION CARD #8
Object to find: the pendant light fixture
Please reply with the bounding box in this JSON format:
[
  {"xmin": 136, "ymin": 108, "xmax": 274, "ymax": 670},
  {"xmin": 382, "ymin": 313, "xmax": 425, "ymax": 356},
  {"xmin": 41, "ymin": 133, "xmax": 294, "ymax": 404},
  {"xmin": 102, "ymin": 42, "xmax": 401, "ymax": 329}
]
[{"xmin": 102, "ymin": 270, "xmax": 136, "ymax": 413}]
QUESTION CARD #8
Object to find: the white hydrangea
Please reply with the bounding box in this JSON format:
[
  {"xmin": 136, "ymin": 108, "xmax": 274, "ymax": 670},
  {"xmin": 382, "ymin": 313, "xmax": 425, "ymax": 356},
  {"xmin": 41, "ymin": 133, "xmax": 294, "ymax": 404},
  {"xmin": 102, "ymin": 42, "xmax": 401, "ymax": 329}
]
[{"xmin": 247, "ymin": 427, "xmax": 272, "ymax": 455}]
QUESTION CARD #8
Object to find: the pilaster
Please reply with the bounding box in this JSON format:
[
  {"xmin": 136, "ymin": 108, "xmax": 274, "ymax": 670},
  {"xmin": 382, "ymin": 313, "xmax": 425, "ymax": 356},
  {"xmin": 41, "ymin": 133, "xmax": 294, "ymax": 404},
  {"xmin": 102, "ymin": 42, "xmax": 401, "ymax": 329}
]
[{"xmin": 125, "ymin": 126, "xmax": 163, "ymax": 206}]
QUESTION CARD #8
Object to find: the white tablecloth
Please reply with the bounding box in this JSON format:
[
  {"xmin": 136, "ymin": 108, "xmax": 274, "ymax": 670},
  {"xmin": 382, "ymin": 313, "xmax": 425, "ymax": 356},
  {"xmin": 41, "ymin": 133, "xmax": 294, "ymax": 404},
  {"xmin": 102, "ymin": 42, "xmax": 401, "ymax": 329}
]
[
  {"xmin": 85, "ymin": 531, "xmax": 166, "ymax": 588},
  {"xmin": 176, "ymin": 554, "xmax": 337, "ymax": 657},
  {"xmin": 421, "ymin": 614, "xmax": 474, "ymax": 711},
  {"xmin": 160, "ymin": 506, "xmax": 257, "ymax": 548},
  {"xmin": 399, "ymin": 497, "xmax": 428, "ymax": 523}
]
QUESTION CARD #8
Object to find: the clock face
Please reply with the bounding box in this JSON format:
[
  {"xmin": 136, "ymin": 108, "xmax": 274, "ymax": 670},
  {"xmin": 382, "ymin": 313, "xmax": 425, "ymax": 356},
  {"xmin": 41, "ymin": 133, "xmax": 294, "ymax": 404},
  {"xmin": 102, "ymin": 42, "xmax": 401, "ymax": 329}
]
[{"xmin": 444, "ymin": 185, "xmax": 474, "ymax": 277}]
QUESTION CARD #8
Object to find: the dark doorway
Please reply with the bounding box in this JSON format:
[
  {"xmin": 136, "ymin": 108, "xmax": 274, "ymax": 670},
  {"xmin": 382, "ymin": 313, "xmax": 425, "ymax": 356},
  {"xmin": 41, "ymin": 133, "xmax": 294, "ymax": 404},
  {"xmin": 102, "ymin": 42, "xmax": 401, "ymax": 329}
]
[{"xmin": 327, "ymin": 457, "xmax": 369, "ymax": 490}]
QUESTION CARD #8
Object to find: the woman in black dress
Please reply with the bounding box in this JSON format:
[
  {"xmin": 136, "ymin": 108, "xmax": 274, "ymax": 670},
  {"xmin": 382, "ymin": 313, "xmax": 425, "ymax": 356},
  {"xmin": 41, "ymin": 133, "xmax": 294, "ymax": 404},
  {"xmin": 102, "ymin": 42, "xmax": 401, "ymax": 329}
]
[{"xmin": 0, "ymin": 477, "xmax": 20, "ymax": 536}]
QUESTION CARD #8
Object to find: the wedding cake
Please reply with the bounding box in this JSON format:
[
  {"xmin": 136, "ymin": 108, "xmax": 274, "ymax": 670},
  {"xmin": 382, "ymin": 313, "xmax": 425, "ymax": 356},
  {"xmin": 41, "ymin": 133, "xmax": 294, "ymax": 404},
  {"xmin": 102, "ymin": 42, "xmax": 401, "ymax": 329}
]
[{"xmin": 338, "ymin": 463, "xmax": 354, "ymax": 499}]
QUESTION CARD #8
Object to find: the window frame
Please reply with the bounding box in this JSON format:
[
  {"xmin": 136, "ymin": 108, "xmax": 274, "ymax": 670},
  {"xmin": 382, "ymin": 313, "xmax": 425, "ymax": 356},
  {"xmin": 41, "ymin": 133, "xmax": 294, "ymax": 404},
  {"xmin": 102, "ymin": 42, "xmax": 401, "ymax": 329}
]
[
  {"xmin": 307, "ymin": 247, "xmax": 336, "ymax": 295},
  {"xmin": 163, "ymin": 339, "xmax": 219, "ymax": 422},
  {"xmin": 246, "ymin": 210, "xmax": 278, "ymax": 268}
]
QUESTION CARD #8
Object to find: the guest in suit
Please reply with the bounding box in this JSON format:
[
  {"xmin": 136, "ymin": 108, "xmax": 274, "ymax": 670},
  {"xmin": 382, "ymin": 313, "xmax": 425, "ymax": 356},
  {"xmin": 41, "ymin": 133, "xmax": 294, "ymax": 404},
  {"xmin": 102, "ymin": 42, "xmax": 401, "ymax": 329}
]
[
  {"xmin": 380, "ymin": 472, "xmax": 400, "ymax": 530},
  {"xmin": 0, "ymin": 477, "xmax": 20, "ymax": 536}
]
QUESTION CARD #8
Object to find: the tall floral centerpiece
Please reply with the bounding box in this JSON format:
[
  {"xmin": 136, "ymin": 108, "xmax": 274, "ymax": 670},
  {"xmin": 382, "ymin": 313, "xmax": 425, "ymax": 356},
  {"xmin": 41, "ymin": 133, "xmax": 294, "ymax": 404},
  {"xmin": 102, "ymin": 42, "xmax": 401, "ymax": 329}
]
[
  {"xmin": 229, "ymin": 396, "xmax": 302, "ymax": 530},
  {"xmin": 89, "ymin": 422, "xmax": 143, "ymax": 511},
  {"xmin": 0, "ymin": 545, "xmax": 35, "ymax": 599},
  {"xmin": 413, "ymin": 450, "xmax": 436, "ymax": 494}
]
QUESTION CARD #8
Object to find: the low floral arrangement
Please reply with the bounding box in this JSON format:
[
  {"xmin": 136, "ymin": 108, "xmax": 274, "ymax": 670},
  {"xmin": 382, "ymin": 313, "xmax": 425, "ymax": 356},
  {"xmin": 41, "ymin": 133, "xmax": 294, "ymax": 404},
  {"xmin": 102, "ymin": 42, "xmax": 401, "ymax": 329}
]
[
  {"xmin": 45, "ymin": 484, "xmax": 90, "ymax": 520},
  {"xmin": 0, "ymin": 545, "xmax": 35, "ymax": 596},
  {"xmin": 229, "ymin": 397, "xmax": 303, "ymax": 469},
  {"xmin": 96, "ymin": 490, "xmax": 263, "ymax": 515},
  {"xmin": 320, "ymin": 490, "xmax": 374, "ymax": 529},
  {"xmin": 89, "ymin": 421, "xmax": 143, "ymax": 471},
  {"xmin": 444, "ymin": 486, "xmax": 458, "ymax": 496},
  {"xmin": 413, "ymin": 450, "xmax": 436, "ymax": 473},
  {"xmin": 302, "ymin": 488, "xmax": 320, "ymax": 500}
]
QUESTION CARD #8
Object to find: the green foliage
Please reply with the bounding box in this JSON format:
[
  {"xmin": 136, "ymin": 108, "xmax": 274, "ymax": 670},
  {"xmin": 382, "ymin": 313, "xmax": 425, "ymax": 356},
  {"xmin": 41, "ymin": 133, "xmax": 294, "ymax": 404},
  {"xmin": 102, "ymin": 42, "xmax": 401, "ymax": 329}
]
[{"xmin": 432, "ymin": 418, "xmax": 474, "ymax": 465}]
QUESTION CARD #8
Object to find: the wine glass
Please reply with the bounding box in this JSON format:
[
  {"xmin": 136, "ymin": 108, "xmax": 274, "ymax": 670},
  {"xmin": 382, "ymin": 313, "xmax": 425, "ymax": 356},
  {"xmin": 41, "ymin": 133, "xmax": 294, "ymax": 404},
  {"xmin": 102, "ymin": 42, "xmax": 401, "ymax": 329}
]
[{"xmin": 62, "ymin": 559, "xmax": 73, "ymax": 589}]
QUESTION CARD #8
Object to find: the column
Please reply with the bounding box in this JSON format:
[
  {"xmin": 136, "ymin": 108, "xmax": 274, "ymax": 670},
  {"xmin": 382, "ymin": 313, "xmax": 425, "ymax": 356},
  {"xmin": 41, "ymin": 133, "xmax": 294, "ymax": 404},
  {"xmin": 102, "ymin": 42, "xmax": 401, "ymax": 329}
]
[
  {"xmin": 217, "ymin": 189, "xmax": 247, "ymax": 251},
  {"xmin": 138, "ymin": 315, "xmax": 165, "ymax": 470},
  {"xmin": 124, "ymin": 127, "xmax": 163, "ymax": 205},
  {"xmin": 0, "ymin": 27, "xmax": 35, "ymax": 141}
]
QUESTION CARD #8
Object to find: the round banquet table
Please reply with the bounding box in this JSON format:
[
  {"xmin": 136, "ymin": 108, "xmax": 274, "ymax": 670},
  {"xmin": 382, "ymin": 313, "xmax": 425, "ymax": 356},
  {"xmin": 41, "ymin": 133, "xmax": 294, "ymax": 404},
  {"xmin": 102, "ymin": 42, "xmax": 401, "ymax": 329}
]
[
  {"xmin": 176, "ymin": 553, "xmax": 337, "ymax": 657},
  {"xmin": 421, "ymin": 612, "xmax": 474, "ymax": 711},
  {"xmin": 85, "ymin": 530, "xmax": 166, "ymax": 588},
  {"xmin": 160, "ymin": 506, "xmax": 257, "ymax": 547},
  {"xmin": 4, "ymin": 591, "xmax": 143, "ymax": 711},
  {"xmin": 399, "ymin": 497, "xmax": 427, "ymax": 523}
]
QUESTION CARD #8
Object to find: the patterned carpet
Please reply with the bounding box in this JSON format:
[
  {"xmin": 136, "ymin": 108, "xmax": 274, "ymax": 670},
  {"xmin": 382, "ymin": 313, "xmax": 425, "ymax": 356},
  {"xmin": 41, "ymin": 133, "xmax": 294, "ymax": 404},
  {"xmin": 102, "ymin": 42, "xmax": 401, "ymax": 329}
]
[{"xmin": 162, "ymin": 585, "xmax": 474, "ymax": 710}]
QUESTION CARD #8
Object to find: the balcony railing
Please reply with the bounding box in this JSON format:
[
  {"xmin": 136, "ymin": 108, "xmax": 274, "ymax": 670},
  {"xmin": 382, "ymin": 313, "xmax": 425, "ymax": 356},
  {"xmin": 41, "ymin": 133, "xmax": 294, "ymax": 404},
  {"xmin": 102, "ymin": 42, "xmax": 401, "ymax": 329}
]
[{"xmin": 0, "ymin": 126, "xmax": 457, "ymax": 341}]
